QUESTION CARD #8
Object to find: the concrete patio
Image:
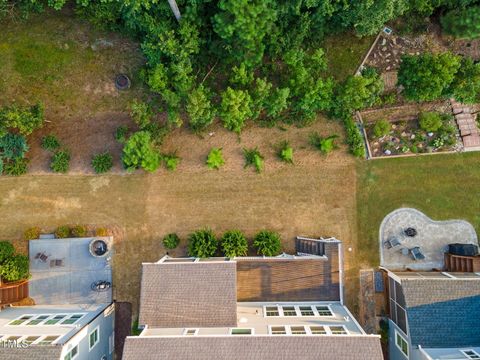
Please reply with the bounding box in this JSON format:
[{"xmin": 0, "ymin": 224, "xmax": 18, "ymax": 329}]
[
  {"xmin": 29, "ymin": 237, "xmax": 113, "ymax": 304},
  {"xmin": 379, "ymin": 208, "xmax": 478, "ymax": 270}
]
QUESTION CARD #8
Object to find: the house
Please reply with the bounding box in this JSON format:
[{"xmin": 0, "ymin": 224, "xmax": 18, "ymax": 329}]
[
  {"xmin": 123, "ymin": 237, "xmax": 383, "ymax": 360},
  {"xmin": 0, "ymin": 303, "xmax": 114, "ymax": 360},
  {"xmin": 0, "ymin": 236, "xmax": 115, "ymax": 360},
  {"xmin": 385, "ymin": 269, "xmax": 480, "ymax": 360}
]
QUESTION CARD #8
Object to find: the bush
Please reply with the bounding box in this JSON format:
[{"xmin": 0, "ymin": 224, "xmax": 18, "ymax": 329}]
[
  {"xmin": 92, "ymin": 152, "xmax": 113, "ymax": 174},
  {"xmin": 441, "ymin": 6, "xmax": 480, "ymax": 40},
  {"xmin": 253, "ymin": 230, "xmax": 281, "ymax": 256},
  {"xmin": 163, "ymin": 233, "xmax": 180, "ymax": 249},
  {"xmin": 0, "ymin": 103, "xmax": 44, "ymax": 135},
  {"xmin": 0, "ymin": 241, "xmax": 14, "ymax": 264},
  {"xmin": 344, "ymin": 116, "xmax": 366, "ymax": 157},
  {"xmin": 51, "ymin": 150, "xmax": 70, "ymax": 173},
  {"xmin": 243, "ymin": 147, "xmax": 264, "ymax": 173},
  {"xmin": 419, "ymin": 112, "xmax": 442, "ymax": 132},
  {"xmin": 397, "ymin": 52, "xmax": 461, "ymax": 101},
  {"xmin": 310, "ymin": 133, "xmax": 339, "ymax": 154},
  {"xmin": 122, "ymin": 131, "xmax": 160, "ymax": 172},
  {"xmin": 373, "ymin": 119, "xmax": 391, "ymax": 138},
  {"xmin": 220, "ymin": 230, "xmax": 248, "ymax": 257},
  {"xmin": 55, "ymin": 225, "xmax": 70, "ymax": 238},
  {"xmin": 115, "ymin": 125, "xmax": 129, "ymax": 144},
  {"xmin": 206, "ymin": 148, "xmax": 225, "ymax": 170},
  {"xmin": 71, "ymin": 225, "xmax": 87, "ymax": 237},
  {"xmin": 130, "ymin": 100, "xmax": 153, "ymax": 129},
  {"xmin": 161, "ymin": 153, "xmax": 180, "ymax": 171},
  {"xmin": 277, "ymin": 141, "xmax": 293, "ymax": 164},
  {"xmin": 187, "ymin": 229, "xmax": 218, "ymax": 258},
  {"xmin": 4, "ymin": 158, "xmax": 28, "ymax": 176},
  {"xmin": 0, "ymin": 254, "xmax": 30, "ymax": 282},
  {"xmin": 95, "ymin": 227, "xmax": 109, "ymax": 237},
  {"xmin": 0, "ymin": 133, "xmax": 29, "ymax": 160},
  {"xmin": 449, "ymin": 58, "xmax": 480, "ymax": 104},
  {"xmin": 41, "ymin": 134, "xmax": 60, "ymax": 151},
  {"xmin": 24, "ymin": 227, "xmax": 41, "ymax": 240},
  {"xmin": 220, "ymin": 87, "xmax": 253, "ymax": 134},
  {"xmin": 186, "ymin": 85, "xmax": 216, "ymax": 132}
]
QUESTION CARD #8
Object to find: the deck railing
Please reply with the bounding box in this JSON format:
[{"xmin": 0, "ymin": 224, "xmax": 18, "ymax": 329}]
[{"xmin": 0, "ymin": 280, "xmax": 29, "ymax": 305}]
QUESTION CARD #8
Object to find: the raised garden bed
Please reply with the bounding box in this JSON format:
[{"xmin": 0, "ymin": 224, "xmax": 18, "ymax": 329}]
[{"xmin": 365, "ymin": 111, "xmax": 461, "ymax": 157}]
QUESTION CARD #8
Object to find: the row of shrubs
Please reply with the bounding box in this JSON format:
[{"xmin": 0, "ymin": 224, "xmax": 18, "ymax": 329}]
[
  {"xmin": 0, "ymin": 241, "xmax": 29, "ymax": 283},
  {"xmin": 24, "ymin": 226, "xmax": 109, "ymax": 240},
  {"xmin": 163, "ymin": 229, "xmax": 282, "ymax": 258},
  {"xmin": 42, "ymin": 134, "xmax": 113, "ymax": 174}
]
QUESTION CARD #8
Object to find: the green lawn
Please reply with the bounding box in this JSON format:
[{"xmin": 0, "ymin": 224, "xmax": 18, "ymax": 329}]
[
  {"xmin": 357, "ymin": 152, "xmax": 480, "ymax": 267},
  {"xmin": 323, "ymin": 32, "xmax": 376, "ymax": 81}
]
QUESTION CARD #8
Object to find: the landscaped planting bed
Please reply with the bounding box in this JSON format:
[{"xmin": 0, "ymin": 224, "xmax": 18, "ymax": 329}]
[{"xmin": 364, "ymin": 107, "xmax": 461, "ymax": 157}]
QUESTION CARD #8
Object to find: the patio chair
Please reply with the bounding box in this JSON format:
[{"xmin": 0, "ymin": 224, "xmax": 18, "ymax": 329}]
[
  {"xmin": 410, "ymin": 246, "xmax": 425, "ymax": 261},
  {"xmin": 35, "ymin": 252, "xmax": 49, "ymax": 263},
  {"xmin": 49, "ymin": 259, "xmax": 65, "ymax": 267},
  {"xmin": 384, "ymin": 236, "xmax": 401, "ymax": 249}
]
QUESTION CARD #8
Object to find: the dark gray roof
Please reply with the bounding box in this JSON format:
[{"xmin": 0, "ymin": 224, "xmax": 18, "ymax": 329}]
[
  {"xmin": 0, "ymin": 345, "xmax": 62, "ymax": 360},
  {"xmin": 139, "ymin": 261, "xmax": 237, "ymax": 328},
  {"xmin": 122, "ymin": 335, "xmax": 383, "ymax": 360},
  {"xmin": 401, "ymin": 278, "xmax": 480, "ymax": 347}
]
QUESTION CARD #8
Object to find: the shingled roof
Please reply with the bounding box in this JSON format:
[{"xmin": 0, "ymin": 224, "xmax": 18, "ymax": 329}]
[
  {"xmin": 139, "ymin": 260, "xmax": 237, "ymax": 328},
  {"xmin": 401, "ymin": 278, "xmax": 480, "ymax": 348},
  {"xmin": 0, "ymin": 345, "xmax": 62, "ymax": 360},
  {"xmin": 122, "ymin": 335, "xmax": 384, "ymax": 360}
]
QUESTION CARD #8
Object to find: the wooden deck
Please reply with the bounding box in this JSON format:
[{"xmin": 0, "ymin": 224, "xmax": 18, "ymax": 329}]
[
  {"xmin": 236, "ymin": 243, "xmax": 340, "ymax": 302},
  {"xmin": 444, "ymin": 253, "xmax": 480, "ymax": 272},
  {"xmin": 0, "ymin": 280, "xmax": 29, "ymax": 306}
]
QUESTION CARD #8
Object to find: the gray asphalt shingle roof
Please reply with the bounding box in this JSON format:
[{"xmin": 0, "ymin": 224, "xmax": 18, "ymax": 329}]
[
  {"xmin": 139, "ymin": 261, "xmax": 237, "ymax": 328},
  {"xmin": 122, "ymin": 335, "xmax": 384, "ymax": 360},
  {"xmin": 0, "ymin": 345, "xmax": 62, "ymax": 360},
  {"xmin": 401, "ymin": 278, "xmax": 480, "ymax": 348}
]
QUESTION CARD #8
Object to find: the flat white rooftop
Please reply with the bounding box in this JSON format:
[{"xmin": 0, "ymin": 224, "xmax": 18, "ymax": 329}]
[
  {"xmin": 0, "ymin": 303, "xmax": 109, "ymax": 344},
  {"xmin": 143, "ymin": 302, "xmax": 364, "ymax": 337}
]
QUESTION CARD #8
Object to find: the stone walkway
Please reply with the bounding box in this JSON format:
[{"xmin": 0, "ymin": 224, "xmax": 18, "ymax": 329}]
[{"xmin": 379, "ymin": 208, "xmax": 478, "ymax": 270}]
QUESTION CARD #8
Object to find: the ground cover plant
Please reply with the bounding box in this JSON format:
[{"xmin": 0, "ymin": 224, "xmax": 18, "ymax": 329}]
[
  {"xmin": 310, "ymin": 133, "xmax": 339, "ymax": 155},
  {"xmin": 206, "ymin": 148, "xmax": 225, "ymax": 170},
  {"xmin": 41, "ymin": 134, "xmax": 60, "ymax": 152},
  {"xmin": 243, "ymin": 147, "xmax": 264, "ymax": 173},
  {"xmin": 277, "ymin": 141, "xmax": 294, "ymax": 164},
  {"xmin": 163, "ymin": 233, "xmax": 180, "ymax": 250},
  {"xmin": 92, "ymin": 152, "xmax": 113, "ymax": 174},
  {"xmin": 51, "ymin": 149, "xmax": 70, "ymax": 173}
]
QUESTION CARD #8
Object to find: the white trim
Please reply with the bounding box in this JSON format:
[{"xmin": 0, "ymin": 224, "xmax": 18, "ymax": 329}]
[
  {"xmin": 128, "ymin": 333, "xmax": 381, "ymax": 339},
  {"xmin": 263, "ymin": 304, "xmax": 334, "ymax": 318},
  {"xmin": 229, "ymin": 328, "xmax": 254, "ymax": 335},
  {"xmin": 182, "ymin": 328, "xmax": 199, "ymax": 336},
  {"xmin": 343, "ymin": 305, "xmax": 366, "ymax": 335},
  {"xmin": 418, "ymin": 345, "xmax": 434, "ymax": 360},
  {"xmin": 0, "ymin": 334, "xmax": 61, "ymax": 345},
  {"xmin": 267, "ymin": 325, "xmax": 348, "ymax": 336},
  {"xmin": 442, "ymin": 272, "xmax": 457, "ymax": 279},
  {"xmin": 88, "ymin": 325, "xmax": 100, "ymax": 351},
  {"xmin": 395, "ymin": 329, "xmax": 409, "ymax": 358},
  {"xmin": 338, "ymin": 242, "xmax": 344, "ymax": 305},
  {"xmin": 461, "ymin": 349, "xmax": 480, "ymax": 359}
]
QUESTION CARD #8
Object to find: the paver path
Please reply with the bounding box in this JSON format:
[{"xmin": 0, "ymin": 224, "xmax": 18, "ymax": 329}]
[{"xmin": 379, "ymin": 208, "xmax": 478, "ymax": 270}]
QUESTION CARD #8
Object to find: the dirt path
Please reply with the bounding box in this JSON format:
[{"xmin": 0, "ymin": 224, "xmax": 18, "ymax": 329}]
[{"xmin": 0, "ymin": 155, "xmax": 358, "ymax": 314}]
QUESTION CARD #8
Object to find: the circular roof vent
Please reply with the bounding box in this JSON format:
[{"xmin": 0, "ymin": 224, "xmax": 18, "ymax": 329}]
[{"xmin": 90, "ymin": 239, "xmax": 109, "ymax": 257}]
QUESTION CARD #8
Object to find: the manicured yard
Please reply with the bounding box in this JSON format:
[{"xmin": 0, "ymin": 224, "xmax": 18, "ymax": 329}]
[{"xmin": 357, "ymin": 152, "xmax": 480, "ymax": 268}]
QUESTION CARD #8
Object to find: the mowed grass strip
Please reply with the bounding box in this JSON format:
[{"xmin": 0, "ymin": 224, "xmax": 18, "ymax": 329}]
[{"xmin": 357, "ymin": 152, "xmax": 480, "ymax": 267}]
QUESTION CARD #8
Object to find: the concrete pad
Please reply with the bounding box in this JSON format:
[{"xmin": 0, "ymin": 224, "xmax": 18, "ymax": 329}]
[{"xmin": 29, "ymin": 237, "xmax": 113, "ymax": 304}]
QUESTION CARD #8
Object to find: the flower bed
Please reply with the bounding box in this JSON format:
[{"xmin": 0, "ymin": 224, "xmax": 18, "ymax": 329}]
[{"xmin": 365, "ymin": 111, "xmax": 461, "ymax": 157}]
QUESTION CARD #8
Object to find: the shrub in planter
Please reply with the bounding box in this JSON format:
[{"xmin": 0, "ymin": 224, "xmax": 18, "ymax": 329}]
[
  {"xmin": 163, "ymin": 233, "xmax": 180, "ymax": 249},
  {"xmin": 51, "ymin": 150, "xmax": 70, "ymax": 173},
  {"xmin": 55, "ymin": 225, "xmax": 70, "ymax": 239},
  {"xmin": 0, "ymin": 254, "xmax": 30, "ymax": 282},
  {"xmin": 4, "ymin": 158, "xmax": 28, "ymax": 176},
  {"xmin": 41, "ymin": 134, "xmax": 60, "ymax": 152},
  {"xmin": 344, "ymin": 116, "xmax": 365, "ymax": 158},
  {"xmin": 373, "ymin": 119, "xmax": 390, "ymax": 138},
  {"xmin": 24, "ymin": 227, "xmax": 41, "ymax": 240},
  {"xmin": 220, "ymin": 230, "xmax": 248, "ymax": 257},
  {"xmin": 187, "ymin": 229, "xmax": 218, "ymax": 258},
  {"xmin": 419, "ymin": 112, "xmax": 442, "ymax": 132},
  {"xmin": 253, "ymin": 230, "xmax": 281, "ymax": 256},
  {"xmin": 71, "ymin": 225, "xmax": 87, "ymax": 237},
  {"xmin": 0, "ymin": 241, "xmax": 14, "ymax": 264},
  {"xmin": 92, "ymin": 152, "xmax": 113, "ymax": 174},
  {"xmin": 95, "ymin": 228, "xmax": 109, "ymax": 237},
  {"xmin": 206, "ymin": 148, "xmax": 225, "ymax": 170}
]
